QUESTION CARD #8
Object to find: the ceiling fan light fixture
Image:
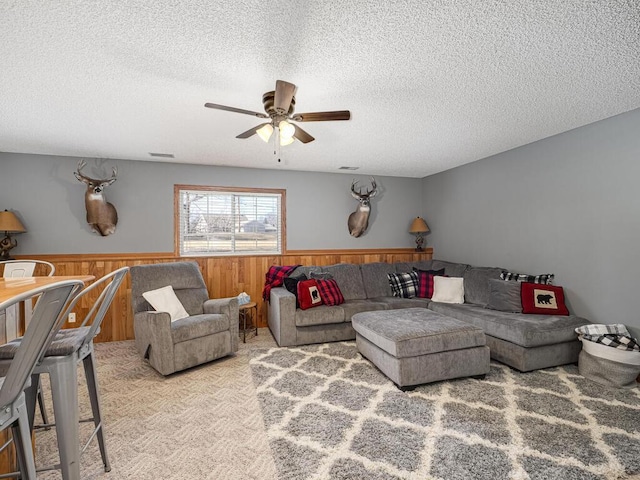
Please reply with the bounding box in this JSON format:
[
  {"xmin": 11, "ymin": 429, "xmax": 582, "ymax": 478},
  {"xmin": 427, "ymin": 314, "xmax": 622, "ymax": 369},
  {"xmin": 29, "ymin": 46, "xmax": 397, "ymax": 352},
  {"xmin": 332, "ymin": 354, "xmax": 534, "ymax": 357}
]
[
  {"xmin": 279, "ymin": 120, "xmax": 295, "ymax": 140},
  {"xmin": 257, "ymin": 123, "xmax": 274, "ymax": 142},
  {"xmin": 280, "ymin": 134, "xmax": 295, "ymax": 146}
]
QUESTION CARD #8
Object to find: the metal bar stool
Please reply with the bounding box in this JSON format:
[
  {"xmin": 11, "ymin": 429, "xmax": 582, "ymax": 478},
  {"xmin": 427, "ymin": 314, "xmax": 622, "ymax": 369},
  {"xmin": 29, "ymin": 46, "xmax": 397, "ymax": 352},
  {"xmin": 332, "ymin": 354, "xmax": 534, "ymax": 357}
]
[
  {"xmin": 0, "ymin": 279, "xmax": 83, "ymax": 480},
  {"xmin": 0, "ymin": 267, "xmax": 128, "ymax": 480}
]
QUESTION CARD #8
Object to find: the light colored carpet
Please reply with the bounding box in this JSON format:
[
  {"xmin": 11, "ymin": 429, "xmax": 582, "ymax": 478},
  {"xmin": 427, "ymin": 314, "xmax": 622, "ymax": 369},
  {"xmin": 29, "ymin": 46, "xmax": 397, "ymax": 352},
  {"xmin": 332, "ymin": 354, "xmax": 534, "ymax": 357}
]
[
  {"xmin": 35, "ymin": 329, "xmax": 278, "ymax": 480},
  {"xmin": 249, "ymin": 342, "xmax": 640, "ymax": 480},
  {"xmin": 30, "ymin": 331, "xmax": 640, "ymax": 480}
]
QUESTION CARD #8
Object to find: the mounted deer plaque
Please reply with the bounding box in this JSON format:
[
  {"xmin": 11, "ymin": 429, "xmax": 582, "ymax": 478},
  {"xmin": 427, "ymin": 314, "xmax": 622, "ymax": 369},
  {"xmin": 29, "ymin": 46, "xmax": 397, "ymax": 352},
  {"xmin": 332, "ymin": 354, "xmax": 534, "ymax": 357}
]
[
  {"xmin": 348, "ymin": 177, "xmax": 377, "ymax": 237},
  {"xmin": 74, "ymin": 160, "xmax": 118, "ymax": 236}
]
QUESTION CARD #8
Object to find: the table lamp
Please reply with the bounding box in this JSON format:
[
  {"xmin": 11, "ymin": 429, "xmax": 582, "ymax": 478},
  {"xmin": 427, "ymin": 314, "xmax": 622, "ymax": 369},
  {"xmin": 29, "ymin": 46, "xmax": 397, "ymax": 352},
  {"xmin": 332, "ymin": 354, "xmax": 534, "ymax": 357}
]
[
  {"xmin": 0, "ymin": 210, "xmax": 26, "ymax": 260},
  {"xmin": 409, "ymin": 217, "xmax": 429, "ymax": 252}
]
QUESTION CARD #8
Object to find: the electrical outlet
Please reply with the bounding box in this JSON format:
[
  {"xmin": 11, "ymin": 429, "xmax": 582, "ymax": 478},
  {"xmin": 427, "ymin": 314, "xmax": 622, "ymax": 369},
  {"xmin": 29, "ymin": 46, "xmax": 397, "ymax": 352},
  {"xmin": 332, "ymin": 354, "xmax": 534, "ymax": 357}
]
[{"xmin": 68, "ymin": 312, "xmax": 76, "ymax": 323}]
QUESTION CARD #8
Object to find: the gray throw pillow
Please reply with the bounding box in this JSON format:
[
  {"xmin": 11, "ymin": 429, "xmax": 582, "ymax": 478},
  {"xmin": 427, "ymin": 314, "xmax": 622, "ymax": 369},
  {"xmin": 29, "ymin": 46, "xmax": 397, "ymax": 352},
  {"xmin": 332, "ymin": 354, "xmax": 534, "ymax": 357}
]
[
  {"xmin": 487, "ymin": 279, "xmax": 522, "ymax": 313},
  {"xmin": 309, "ymin": 271, "xmax": 334, "ymax": 280}
]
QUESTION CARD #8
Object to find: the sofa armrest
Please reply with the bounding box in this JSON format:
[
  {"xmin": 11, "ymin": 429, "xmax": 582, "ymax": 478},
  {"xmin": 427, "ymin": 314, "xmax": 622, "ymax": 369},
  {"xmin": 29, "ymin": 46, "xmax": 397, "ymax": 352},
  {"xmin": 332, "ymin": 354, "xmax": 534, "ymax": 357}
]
[
  {"xmin": 204, "ymin": 297, "xmax": 239, "ymax": 352},
  {"xmin": 133, "ymin": 311, "xmax": 175, "ymax": 375},
  {"xmin": 268, "ymin": 287, "xmax": 297, "ymax": 346}
]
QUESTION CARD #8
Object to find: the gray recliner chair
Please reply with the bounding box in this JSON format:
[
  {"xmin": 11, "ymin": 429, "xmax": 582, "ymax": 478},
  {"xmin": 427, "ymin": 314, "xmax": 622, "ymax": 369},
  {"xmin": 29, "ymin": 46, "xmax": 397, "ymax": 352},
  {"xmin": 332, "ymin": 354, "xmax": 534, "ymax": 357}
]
[{"xmin": 130, "ymin": 262, "xmax": 239, "ymax": 375}]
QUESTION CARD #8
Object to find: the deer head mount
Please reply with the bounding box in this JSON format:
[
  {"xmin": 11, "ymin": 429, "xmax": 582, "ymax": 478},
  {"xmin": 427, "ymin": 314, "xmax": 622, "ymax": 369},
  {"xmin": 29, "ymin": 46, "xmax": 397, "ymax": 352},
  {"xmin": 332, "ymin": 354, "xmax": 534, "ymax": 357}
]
[
  {"xmin": 348, "ymin": 177, "xmax": 377, "ymax": 237},
  {"xmin": 74, "ymin": 160, "xmax": 118, "ymax": 236}
]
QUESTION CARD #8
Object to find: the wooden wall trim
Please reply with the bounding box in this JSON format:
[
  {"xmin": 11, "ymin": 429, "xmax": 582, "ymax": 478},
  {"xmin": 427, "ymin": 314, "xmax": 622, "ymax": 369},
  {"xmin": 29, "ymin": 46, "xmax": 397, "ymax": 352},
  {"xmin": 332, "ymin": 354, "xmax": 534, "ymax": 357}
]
[
  {"xmin": 18, "ymin": 247, "xmax": 431, "ymax": 262},
  {"xmin": 14, "ymin": 248, "xmax": 433, "ymax": 343}
]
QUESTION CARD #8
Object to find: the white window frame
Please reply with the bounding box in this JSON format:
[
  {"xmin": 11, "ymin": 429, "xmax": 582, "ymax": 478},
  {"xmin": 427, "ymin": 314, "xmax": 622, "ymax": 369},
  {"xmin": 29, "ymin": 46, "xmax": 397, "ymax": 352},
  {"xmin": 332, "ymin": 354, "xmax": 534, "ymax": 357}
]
[{"xmin": 174, "ymin": 184, "xmax": 286, "ymax": 257}]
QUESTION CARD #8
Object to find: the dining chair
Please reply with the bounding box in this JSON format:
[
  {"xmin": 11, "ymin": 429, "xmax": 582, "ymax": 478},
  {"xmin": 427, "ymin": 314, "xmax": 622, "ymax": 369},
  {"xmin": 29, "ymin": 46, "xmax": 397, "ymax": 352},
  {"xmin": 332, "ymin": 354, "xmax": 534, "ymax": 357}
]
[
  {"xmin": 0, "ymin": 259, "xmax": 56, "ymax": 428},
  {"xmin": 0, "ymin": 259, "xmax": 56, "ymax": 278},
  {"xmin": 0, "ymin": 279, "xmax": 83, "ymax": 480},
  {"xmin": 0, "ymin": 266, "xmax": 129, "ymax": 480}
]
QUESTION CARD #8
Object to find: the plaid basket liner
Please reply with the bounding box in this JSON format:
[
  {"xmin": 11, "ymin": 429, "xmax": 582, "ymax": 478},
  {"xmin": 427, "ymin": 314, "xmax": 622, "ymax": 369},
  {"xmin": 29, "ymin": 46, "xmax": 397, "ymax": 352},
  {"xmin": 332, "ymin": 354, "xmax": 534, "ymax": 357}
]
[{"xmin": 575, "ymin": 324, "xmax": 640, "ymax": 352}]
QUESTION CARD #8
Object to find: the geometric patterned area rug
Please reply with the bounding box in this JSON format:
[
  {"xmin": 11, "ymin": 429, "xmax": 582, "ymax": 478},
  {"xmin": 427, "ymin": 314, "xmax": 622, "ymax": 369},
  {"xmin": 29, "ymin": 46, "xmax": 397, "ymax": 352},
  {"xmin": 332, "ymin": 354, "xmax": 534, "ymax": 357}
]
[{"xmin": 249, "ymin": 342, "xmax": 640, "ymax": 480}]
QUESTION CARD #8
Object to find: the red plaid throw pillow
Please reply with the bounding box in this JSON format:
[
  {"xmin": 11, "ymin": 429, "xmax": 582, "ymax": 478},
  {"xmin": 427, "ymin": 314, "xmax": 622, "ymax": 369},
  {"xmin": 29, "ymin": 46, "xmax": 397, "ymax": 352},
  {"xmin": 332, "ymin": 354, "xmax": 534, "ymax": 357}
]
[
  {"xmin": 415, "ymin": 268, "xmax": 445, "ymax": 298},
  {"xmin": 315, "ymin": 278, "xmax": 345, "ymax": 306}
]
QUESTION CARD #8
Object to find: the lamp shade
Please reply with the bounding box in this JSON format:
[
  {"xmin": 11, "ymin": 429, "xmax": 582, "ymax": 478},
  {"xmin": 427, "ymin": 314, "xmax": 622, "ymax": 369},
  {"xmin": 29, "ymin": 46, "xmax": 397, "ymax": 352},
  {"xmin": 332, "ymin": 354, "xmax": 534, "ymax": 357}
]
[
  {"xmin": 0, "ymin": 210, "xmax": 26, "ymax": 233},
  {"xmin": 409, "ymin": 217, "xmax": 429, "ymax": 234},
  {"xmin": 257, "ymin": 124, "xmax": 274, "ymax": 143},
  {"xmin": 279, "ymin": 120, "xmax": 295, "ymax": 140}
]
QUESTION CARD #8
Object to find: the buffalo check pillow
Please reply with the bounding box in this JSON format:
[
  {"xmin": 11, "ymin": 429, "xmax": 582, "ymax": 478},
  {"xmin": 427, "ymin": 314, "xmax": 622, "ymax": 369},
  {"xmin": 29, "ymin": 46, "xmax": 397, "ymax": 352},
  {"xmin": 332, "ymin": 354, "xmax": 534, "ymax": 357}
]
[
  {"xmin": 501, "ymin": 271, "xmax": 554, "ymax": 285},
  {"xmin": 315, "ymin": 278, "xmax": 345, "ymax": 306},
  {"xmin": 387, "ymin": 271, "xmax": 419, "ymax": 298}
]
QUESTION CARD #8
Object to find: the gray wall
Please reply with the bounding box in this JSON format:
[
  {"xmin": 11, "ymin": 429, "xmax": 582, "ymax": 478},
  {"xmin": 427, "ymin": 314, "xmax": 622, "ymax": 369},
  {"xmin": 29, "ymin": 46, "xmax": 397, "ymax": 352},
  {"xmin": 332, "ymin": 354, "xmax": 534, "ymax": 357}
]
[
  {"xmin": 422, "ymin": 108, "xmax": 640, "ymax": 337},
  {"xmin": 0, "ymin": 153, "xmax": 423, "ymax": 253}
]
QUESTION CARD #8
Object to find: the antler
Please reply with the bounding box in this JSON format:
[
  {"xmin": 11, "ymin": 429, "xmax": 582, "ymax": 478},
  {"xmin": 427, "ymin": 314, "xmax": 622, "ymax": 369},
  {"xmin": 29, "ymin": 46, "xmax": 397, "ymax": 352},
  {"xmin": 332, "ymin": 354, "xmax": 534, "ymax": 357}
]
[
  {"xmin": 75, "ymin": 160, "xmax": 89, "ymax": 180},
  {"xmin": 351, "ymin": 177, "xmax": 377, "ymax": 200},
  {"xmin": 74, "ymin": 160, "xmax": 117, "ymax": 185}
]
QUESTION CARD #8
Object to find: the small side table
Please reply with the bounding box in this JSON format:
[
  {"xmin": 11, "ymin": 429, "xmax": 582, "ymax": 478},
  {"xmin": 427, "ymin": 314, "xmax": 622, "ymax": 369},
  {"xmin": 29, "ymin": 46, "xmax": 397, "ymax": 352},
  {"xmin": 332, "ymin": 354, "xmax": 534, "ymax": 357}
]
[{"xmin": 239, "ymin": 301, "xmax": 258, "ymax": 343}]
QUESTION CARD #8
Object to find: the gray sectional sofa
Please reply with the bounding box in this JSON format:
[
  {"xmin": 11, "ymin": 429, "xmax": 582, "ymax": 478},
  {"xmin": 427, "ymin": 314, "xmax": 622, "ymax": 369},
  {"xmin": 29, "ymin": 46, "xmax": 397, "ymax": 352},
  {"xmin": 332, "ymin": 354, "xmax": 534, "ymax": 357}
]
[{"xmin": 267, "ymin": 259, "xmax": 590, "ymax": 371}]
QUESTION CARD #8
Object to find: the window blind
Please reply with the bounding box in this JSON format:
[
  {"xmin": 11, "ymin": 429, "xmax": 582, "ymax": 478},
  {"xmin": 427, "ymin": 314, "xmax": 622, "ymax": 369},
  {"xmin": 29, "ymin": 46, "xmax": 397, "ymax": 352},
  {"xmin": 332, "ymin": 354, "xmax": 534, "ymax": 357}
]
[{"xmin": 178, "ymin": 188, "xmax": 282, "ymax": 256}]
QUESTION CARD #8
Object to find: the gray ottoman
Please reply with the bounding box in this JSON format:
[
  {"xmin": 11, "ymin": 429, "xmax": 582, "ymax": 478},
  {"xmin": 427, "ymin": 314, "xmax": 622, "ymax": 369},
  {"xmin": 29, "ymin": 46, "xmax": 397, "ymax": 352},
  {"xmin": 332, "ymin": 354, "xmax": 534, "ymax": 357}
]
[{"xmin": 352, "ymin": 308, "xmax": 490, "ymax": 388}]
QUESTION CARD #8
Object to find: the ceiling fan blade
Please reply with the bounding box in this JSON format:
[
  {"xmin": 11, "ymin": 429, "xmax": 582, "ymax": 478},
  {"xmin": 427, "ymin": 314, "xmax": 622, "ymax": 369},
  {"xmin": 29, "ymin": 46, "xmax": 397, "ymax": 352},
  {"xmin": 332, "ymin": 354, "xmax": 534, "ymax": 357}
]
[
  {"xmin": 291, "ymin": 110, "xmax": 351, "ymax": 122},
  {"xmin": 293, "ymin": 125, "xmax": 315, "ymax": 144},
  {"xmin": 205, "ymin": 103, "xmax": 269, "ymax": 119},
  {"xmin": 274, "ymin": 80, "xmax": 297, "ymax": 114},
  {"xmin": 236, "ymin": 123, "xmax": 270, "ymax": 139}
]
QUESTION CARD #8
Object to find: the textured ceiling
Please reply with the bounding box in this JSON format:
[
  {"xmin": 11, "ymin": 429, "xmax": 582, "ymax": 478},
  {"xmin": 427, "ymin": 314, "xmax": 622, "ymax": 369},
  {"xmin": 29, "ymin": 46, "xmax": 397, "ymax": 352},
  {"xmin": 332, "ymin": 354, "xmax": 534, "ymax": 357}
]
[{"xmin": 1, "ymin": 1, "xmax": 639, "ymax": 178}]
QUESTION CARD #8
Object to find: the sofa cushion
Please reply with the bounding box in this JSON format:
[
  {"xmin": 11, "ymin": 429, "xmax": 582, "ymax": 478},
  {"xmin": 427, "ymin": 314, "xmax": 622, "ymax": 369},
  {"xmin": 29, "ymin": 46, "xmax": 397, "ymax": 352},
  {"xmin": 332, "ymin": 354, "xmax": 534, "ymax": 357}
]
[
  {"xmin": 430, "ymin": 260, "xmax": 470, "ymax": 278},
  {"xmin": 295, "ymin": 305, "xmax": 345, "ymax": 327},
  {"xmin": 171, "ymin": 313, "xmax": 230, "ymax": 344},
  {"xmin": 360, "ymin": 262, "xmax": 396, "ymax": 298},
  {"xmin": 521, "ymin": 283, "xmax": 569, "ymax": 316},
  {"xmin": 487, "ymin": 279, "xmax": 522, "ymax": 313},
  {"xmin": 428, "ymin": 302, "xmax": 587, "ymax": 348},
  {"xmin": 371, "ymin": 297, "xmax": 431, "ymax": 309},
  {"xmin": 393, "ymin": 260, "xmax": 434, "ymax": 273},
  {"xmin": 322, "ymin": 263, "xmax": 367, "ymax": 300},
  {"xmin": 388, "ymin": 272, "xmax": 419, "ymax": 298},
  {"xmin": 341, "ymin": 300, "xmax": 388, "ymax": 321},
  {"xmin": 310, "ymin": 271, "xmax": 334, "ymax": 280},
  {"xmin": 463, "ymin": 266, "xmax": 505, "ymax": 306}
]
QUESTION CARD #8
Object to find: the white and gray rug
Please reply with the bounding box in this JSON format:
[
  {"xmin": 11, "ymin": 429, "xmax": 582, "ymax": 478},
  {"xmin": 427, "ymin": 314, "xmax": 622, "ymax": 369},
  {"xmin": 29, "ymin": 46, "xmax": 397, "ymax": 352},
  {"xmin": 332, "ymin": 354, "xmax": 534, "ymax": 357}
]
[{"xmin": 249, "ymin": 342, "xmax": 640, "ymax": 480}]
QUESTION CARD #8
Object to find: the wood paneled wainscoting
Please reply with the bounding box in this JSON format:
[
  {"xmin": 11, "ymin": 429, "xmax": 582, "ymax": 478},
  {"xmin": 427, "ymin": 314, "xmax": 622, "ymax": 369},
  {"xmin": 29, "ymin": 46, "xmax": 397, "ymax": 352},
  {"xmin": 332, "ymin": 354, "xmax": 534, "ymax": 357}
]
[{"xmin": 16, "ymin": 248, "xmax": 432, "ymax": 343}]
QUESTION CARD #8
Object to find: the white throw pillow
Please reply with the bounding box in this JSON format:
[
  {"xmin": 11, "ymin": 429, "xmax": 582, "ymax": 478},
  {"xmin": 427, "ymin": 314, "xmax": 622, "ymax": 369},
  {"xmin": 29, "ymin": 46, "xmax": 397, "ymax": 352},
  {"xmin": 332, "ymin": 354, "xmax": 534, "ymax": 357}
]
[
  {"xmin": 431, "ymin": 276, "xmax": 465, "ymax": 304},
  {"xmin": 142, "ymin": 285, "xmax": 189, "ymax": 322}
]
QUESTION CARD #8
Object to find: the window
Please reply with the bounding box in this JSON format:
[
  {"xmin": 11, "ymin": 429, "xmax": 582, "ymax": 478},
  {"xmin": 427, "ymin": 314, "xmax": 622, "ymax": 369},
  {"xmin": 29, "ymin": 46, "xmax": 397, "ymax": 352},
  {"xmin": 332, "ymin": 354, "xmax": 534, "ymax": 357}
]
[{"xmin": 175, "ymin": 185, "xmax": 285, "ymax": 256}]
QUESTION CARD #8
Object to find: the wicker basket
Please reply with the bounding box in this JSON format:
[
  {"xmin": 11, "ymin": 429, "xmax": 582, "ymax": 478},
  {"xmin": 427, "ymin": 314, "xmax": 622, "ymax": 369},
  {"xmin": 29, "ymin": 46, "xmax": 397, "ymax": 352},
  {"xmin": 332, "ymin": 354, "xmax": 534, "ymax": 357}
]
[{"xmin": 578, "ymin": 340, "xmax": 640, "ymax": 389}]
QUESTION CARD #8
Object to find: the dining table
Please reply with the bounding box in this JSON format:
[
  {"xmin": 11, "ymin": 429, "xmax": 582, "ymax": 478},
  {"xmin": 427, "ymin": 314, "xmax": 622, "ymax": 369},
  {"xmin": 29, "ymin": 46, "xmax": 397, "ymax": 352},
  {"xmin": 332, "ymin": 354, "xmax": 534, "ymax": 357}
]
[
  {"xmin": 0, "ymin": 275, "xmax": 94, "ymax": 477},
  {"xmin": 0, "ymin": 275, "xmax": 95, "ymax": 305}
]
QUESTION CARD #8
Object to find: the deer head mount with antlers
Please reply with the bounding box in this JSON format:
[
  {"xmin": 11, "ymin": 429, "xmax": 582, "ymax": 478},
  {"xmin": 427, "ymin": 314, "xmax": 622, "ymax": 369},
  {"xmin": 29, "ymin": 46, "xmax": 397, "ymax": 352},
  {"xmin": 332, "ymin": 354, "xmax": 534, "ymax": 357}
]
[
  {"xmin": 74, "ymin": 160, "xmax": 118, "ymax": 236},
  {"xmin": 348, "ymin": 177, "xmax": 377, "ymax": 238}
]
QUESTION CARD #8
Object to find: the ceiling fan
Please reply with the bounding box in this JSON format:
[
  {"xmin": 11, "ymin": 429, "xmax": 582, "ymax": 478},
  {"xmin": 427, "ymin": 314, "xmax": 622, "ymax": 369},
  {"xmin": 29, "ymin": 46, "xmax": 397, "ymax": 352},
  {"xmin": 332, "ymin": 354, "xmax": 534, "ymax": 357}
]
[{"xmin": 204, "ymin": 80, "xmax": 351, "ymax": 146}]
